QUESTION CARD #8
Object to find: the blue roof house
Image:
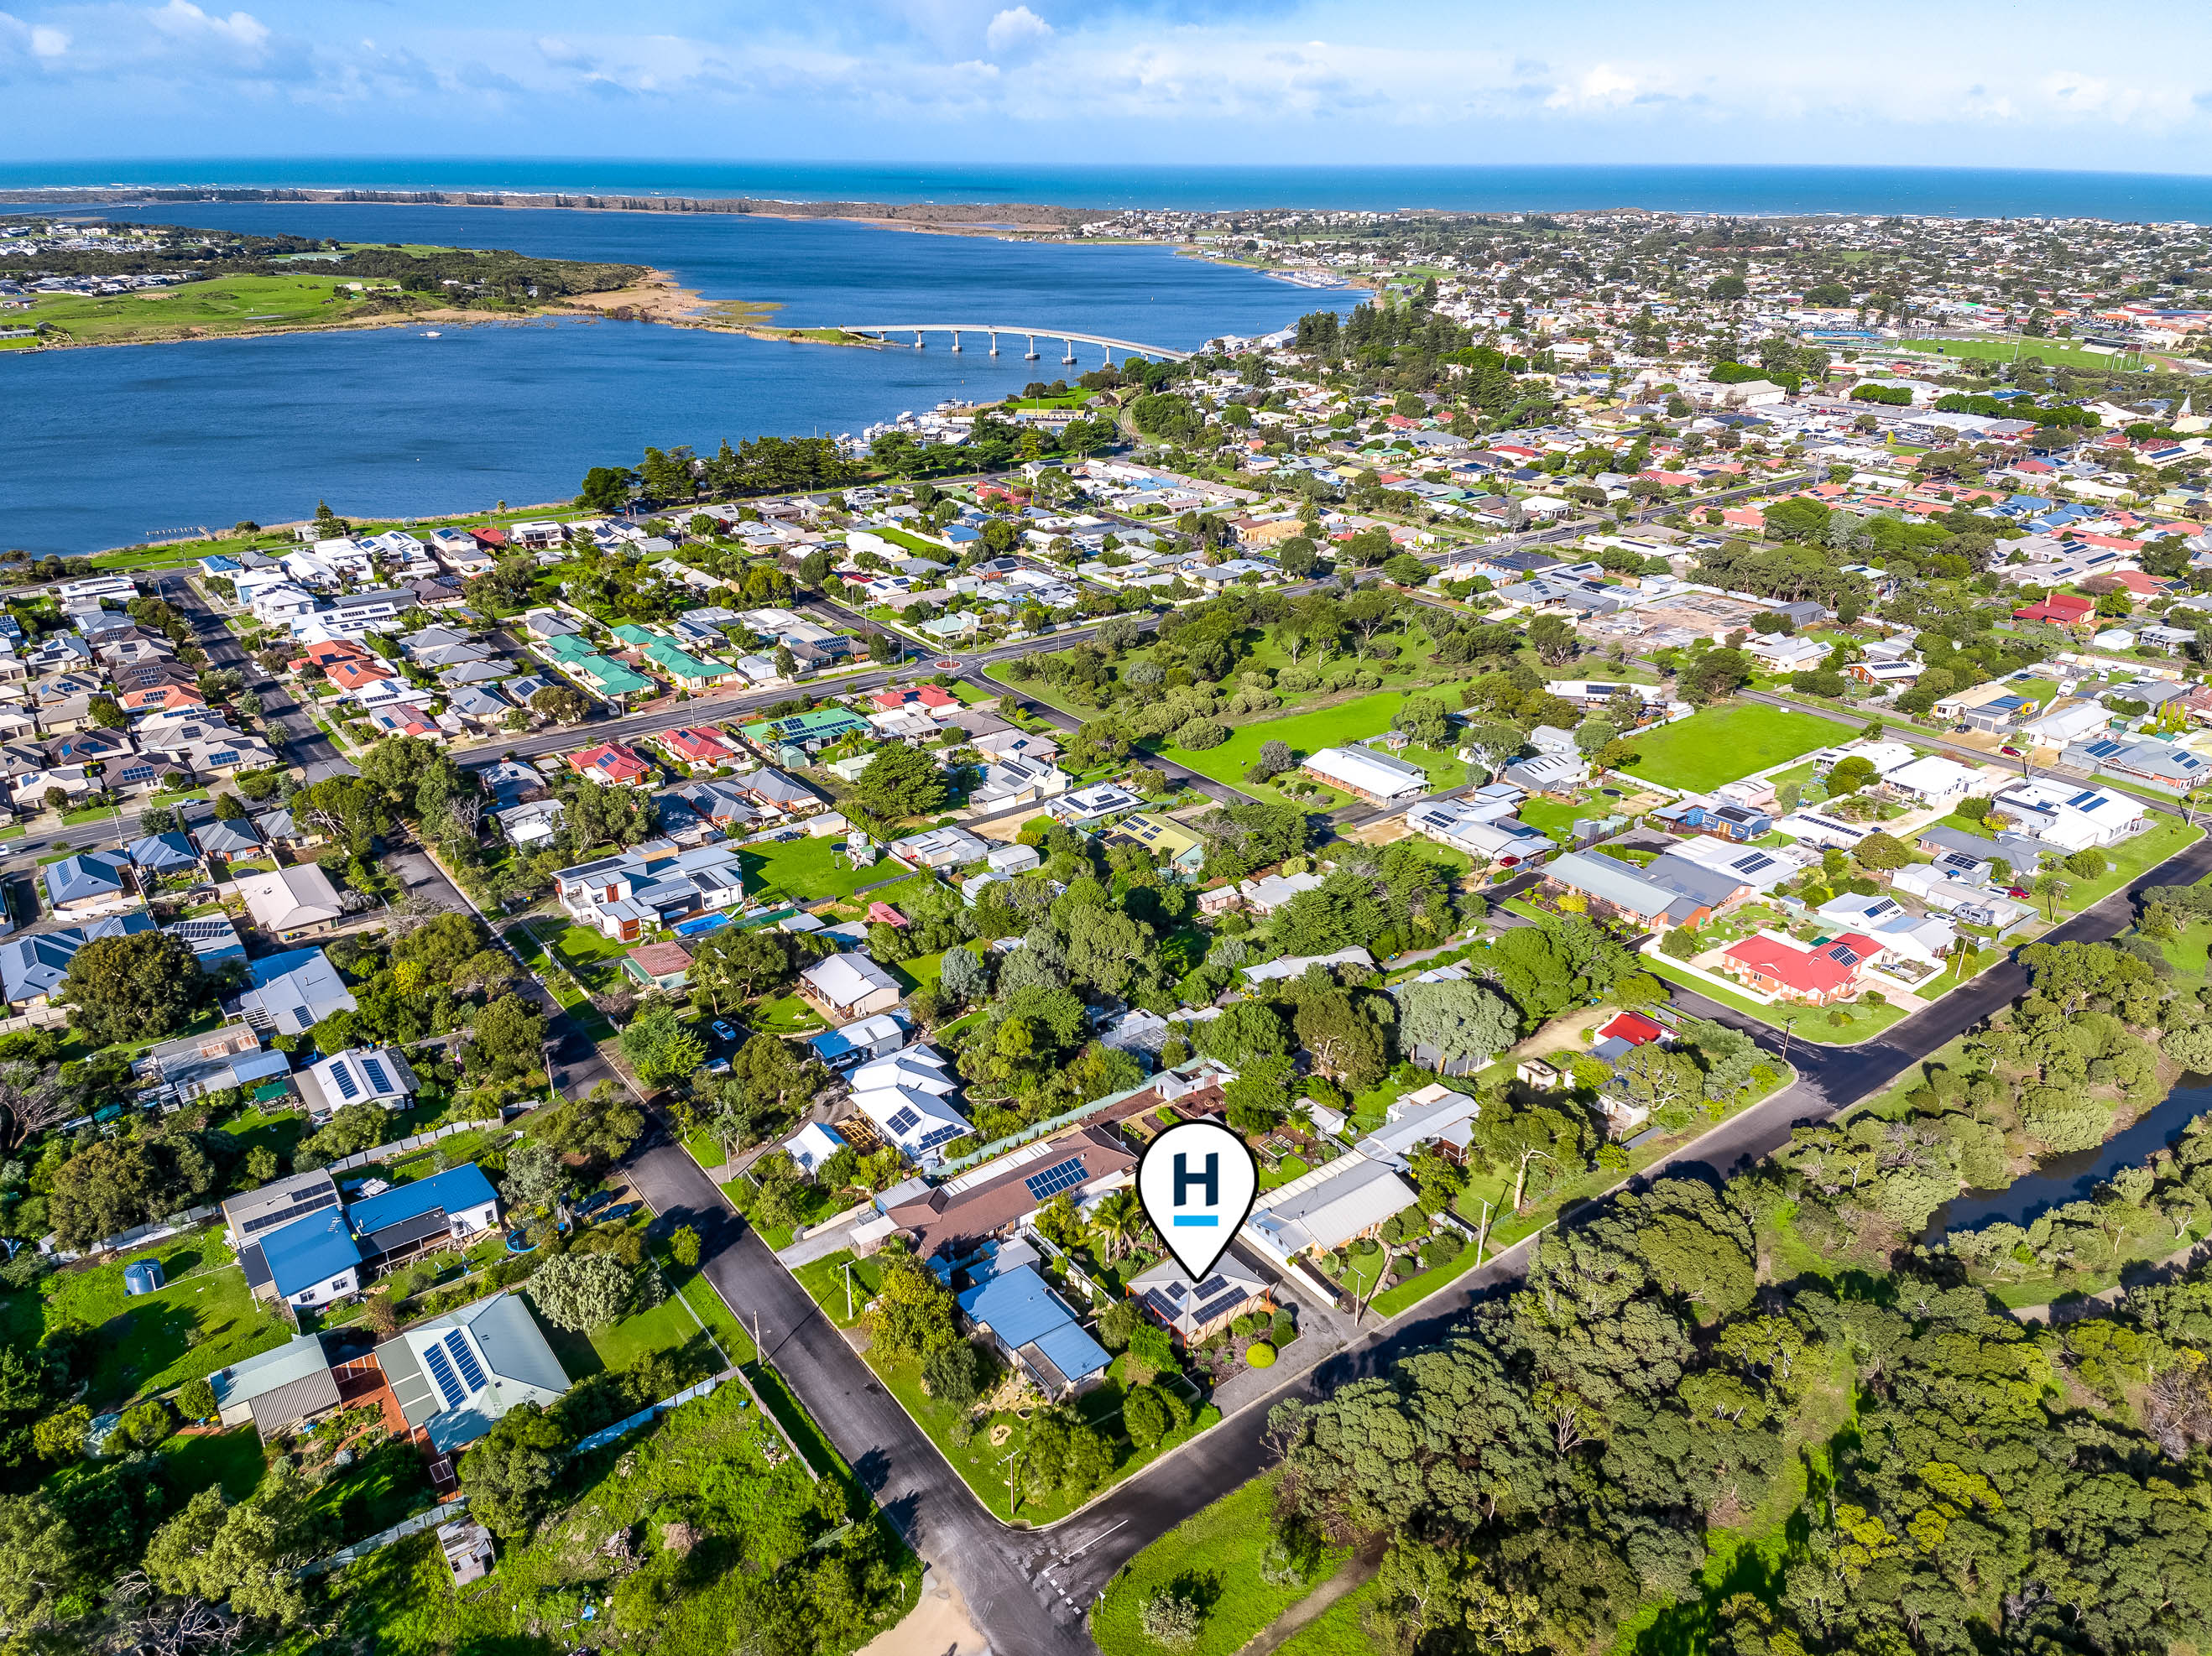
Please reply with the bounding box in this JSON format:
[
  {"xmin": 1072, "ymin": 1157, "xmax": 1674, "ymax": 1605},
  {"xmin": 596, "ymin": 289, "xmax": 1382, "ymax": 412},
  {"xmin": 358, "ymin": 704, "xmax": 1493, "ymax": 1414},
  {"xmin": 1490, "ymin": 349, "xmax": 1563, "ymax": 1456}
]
[
  {"xmin": 127, "ymin": 832, "xmax": 202, "ymax": 878},
  {"xmin": 348, "ymin": 1164, "xmax": 501, "ymax": 1260},
  {"xmin": 43, "ymin": 851, "xmax": 133, "ymax": 915},
  {"xmin": 956, "ymin": 1263, "xmax": 1111, "ymax": 1398},
  {"xmin": 243, "ymin": 1208, "xmax": 363, "ymax": 1312},
  {"xmin": 0, "ymin": 911, "xmax": 154, "ymax": 1008}
]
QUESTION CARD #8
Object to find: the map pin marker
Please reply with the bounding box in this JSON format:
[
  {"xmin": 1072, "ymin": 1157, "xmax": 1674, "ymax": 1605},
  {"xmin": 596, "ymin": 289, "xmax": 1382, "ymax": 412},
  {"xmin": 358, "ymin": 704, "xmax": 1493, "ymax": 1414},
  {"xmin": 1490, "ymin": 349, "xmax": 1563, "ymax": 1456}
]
[{"xmin": 1136, "ymin": 1121, "xmax": 1260, "ymax": 1284}]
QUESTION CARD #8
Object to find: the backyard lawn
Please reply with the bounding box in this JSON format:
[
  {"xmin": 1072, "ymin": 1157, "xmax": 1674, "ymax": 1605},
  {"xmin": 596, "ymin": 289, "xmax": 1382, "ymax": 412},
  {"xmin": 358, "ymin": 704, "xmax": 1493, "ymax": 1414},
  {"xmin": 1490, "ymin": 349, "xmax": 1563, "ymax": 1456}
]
[
  {"xmin": 1622, "ymin": 703, "xmax": 1838, "ymax": 794},
  {"xmin": 739, "ymin": 834, "xmax": 892, "ymax": 906},
  {"xmin": 0, "ymin": 1233, "xmax": 292, "ymax": 1409}
]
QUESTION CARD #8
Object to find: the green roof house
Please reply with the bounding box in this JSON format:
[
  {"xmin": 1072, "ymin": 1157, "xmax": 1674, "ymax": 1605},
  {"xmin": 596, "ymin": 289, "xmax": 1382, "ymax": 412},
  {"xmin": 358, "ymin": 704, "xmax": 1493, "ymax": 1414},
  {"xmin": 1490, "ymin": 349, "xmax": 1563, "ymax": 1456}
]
[
  {"xmin": 539, "ymin": 633, "xmax": 597, "ymax": 663},
  {"xmin": 611, "ymin": 623, "xmax": 661, "ymax": 648},
  {"xmin": 567, "ymin": 655, "xmax": 655, "ymax": 700},
  {"xmin": 643, "ymin": 640, "xmax": 733, "ymax": 688}
]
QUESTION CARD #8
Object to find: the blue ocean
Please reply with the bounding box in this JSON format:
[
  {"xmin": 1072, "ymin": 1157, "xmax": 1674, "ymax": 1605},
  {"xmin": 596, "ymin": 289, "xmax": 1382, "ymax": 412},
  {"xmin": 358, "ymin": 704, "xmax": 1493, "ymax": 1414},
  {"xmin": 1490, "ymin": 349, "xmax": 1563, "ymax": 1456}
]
[{"xmin": 9, "ymin": 159, "xmax": 2212, "ymax": 220}]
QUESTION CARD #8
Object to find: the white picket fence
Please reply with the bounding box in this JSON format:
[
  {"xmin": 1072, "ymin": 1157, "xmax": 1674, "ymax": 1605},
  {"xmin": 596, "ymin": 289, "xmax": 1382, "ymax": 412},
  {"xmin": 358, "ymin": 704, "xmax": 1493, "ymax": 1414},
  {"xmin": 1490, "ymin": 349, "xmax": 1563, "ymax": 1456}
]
[{"xmin": 323, "ymin": 1113, "xmax": 515, "ymax": 1176}]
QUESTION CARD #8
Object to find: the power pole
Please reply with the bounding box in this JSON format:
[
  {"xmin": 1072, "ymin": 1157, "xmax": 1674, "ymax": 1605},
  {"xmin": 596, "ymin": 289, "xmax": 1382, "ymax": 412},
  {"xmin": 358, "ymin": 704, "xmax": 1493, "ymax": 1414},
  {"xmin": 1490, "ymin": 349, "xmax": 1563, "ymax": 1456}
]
[{"xmin": 1472, "ymin": 1195, "xmax": 1495, "ymax": 1267}]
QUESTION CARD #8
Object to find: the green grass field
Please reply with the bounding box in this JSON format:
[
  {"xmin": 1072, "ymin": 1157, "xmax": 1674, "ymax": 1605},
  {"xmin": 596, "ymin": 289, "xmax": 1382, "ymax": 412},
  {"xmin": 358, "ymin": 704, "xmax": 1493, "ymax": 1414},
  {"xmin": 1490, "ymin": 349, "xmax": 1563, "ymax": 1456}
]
[
  {"xmin": 1156, "ymin": 691, "xmax": 1436, "ymax": 790},
  {"xmin": 1273, "ymin": 1580, "xmax": 1385, "ymax": 1656},
  {"xmin": 19, "ymin": 273, "xmax": 407, "ymax": 346},
  {"xmin": 739, "ymin": 835, "xmax": 895, "ymax": 905},
  {"xmin": 1092, "ymin": 1473, "xmax": 1351, "ymax": 1656},
  {"xmin": 1886, "ymin": 336, "xmax": 2148, "ymax": 372},
  {"xmin": 0, "ymin": 1233, "xmax": 291, "ymax": 1409},
  {"xmin": 1624, "ymin": 704, "xmax": 1838, "ymax": 794}
]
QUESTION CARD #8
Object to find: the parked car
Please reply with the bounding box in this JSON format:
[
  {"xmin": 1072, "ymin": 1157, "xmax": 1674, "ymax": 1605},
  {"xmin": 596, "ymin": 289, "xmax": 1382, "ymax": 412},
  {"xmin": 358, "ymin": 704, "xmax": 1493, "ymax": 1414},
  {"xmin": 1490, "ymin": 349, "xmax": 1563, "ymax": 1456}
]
[
  {"xmin": 711, "ymin": 1019, "xmax": 738, "ymax": 1044},
  {"xmin": 2000, "ymin": 745, "xmax": 2024, "ymax": 758}
]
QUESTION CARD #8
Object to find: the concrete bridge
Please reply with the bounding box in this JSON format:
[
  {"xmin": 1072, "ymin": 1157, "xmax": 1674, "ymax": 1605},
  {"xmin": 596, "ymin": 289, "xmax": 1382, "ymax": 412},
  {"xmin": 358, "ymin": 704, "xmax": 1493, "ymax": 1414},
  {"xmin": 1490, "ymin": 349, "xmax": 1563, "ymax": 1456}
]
[{"xmin": 831, "ymin": 323, "xmax": 1192, "ymax": 363}]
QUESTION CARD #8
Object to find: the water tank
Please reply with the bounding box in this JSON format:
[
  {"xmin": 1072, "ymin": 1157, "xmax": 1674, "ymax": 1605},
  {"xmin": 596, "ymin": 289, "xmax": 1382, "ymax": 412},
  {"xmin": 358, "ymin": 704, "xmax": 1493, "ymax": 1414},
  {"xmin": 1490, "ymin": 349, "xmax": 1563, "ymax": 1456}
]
[{"xmin": 123, "ymin": 1259, "xmax": 165, "ymax": 1296}]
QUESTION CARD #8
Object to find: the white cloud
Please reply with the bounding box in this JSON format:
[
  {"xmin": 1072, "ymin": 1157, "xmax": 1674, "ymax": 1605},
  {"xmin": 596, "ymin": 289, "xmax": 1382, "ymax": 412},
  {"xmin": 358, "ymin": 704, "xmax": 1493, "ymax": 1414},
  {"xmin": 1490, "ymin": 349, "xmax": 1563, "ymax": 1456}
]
[
  {"xmin": 29, "ymin": 21, "xmax": 62, "ymax": 51},
  {"xmin": 983, "ymin": 5, "xmax": 1051, "ymax": 55},
  {"xmin": 146, "ymin": 0, "xmax": 269, "ymax": 54}
]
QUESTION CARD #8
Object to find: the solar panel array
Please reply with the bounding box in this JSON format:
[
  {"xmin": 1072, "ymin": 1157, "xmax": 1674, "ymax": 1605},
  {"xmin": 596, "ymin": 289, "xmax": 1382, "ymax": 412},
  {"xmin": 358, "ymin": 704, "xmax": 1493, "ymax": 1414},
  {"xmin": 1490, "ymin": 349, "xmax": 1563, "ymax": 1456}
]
[
  {"xmin": 331, "ymin": 1061, "xmax": 360, "ymax": 1101},
  {"xmin": 1023, "ymin": 1157, "xmax": 1088, "ymax": 1202},
  {"xmin": 1826, "ymin": 944, "xmax": 1861, "ymax": 966},
  {"xmin": 917, "ymin": 1122, "xmax": 966, "ymax": 1151},
  {"xmin": 422, "ymin": 1339, "xmax": 467, "ymax": 1410},
  {"xmin": 362, "ymin": 1058, "xmax": 393, "ymax": 1095},
  {"xmin": 443, "ymin": 1331, "xmax": 486, "ymax": 1393},
  {"xmin": 1736, "ymin": 853, "xmax": 1776, "ymax": 876},
  {"xmin": 2068, "ymin": 789, "xmax": 2101, "ymax": 808},
  {"xmin": 883, "ymin": 1106, "xmax": 921, "ymax": 1137},
  {"xmin": 1194, "ymin": 1287, "xmax": 1250, "ymax": 1325}
]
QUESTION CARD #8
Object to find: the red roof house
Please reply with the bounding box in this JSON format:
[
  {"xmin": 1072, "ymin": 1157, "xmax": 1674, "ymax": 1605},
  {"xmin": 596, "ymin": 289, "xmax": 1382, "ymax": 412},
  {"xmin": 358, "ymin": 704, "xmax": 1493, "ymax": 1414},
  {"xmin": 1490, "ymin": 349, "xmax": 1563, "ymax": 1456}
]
[
  {"xmin": 568, "ymin": 742, "xmax": 653, "ymax": 789},
  {"xmin": 1723, "ymin": 932, "xmax": 1880, "ymax": 1005},
  {"xmin": 658, "ymin": 725, "xmax": 737, "ymax": 768},
  {"xmin": 870, "ymin": 685, "xmax": 961, "ymax": 719},
  {"xmin": 2012, "ymin": 592, "xmax": 2095, "ymax": 625},
  {"xmin": 469, "ymin": 527, "xmax": 509, "ymax": 550},
  {"xmin": 1594, "ymin": 1011, "xmax": 1667, "ymax": 1047},
  {"xmin": 325, "ymin": 659, "xmax": 396, "ymax": 694},
  {"xmin": 293, "ymin": 640, "xmax": 374, "ymax": 673},
  {"xmin": 122, "ymin": 684, "xmax": 207, "ymax": 713}
]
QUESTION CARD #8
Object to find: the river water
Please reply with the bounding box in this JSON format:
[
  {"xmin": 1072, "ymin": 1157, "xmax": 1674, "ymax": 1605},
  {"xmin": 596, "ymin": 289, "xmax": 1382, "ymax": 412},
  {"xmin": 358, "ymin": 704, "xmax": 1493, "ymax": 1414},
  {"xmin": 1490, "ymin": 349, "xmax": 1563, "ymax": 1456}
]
[
  {"xmin": 3, "ymin": 203, "xmax": 1359, "ymax": 555},
  {"xmin": 1921, "ymin": 1079, "xmax": 2212, "ymax": 1240}
]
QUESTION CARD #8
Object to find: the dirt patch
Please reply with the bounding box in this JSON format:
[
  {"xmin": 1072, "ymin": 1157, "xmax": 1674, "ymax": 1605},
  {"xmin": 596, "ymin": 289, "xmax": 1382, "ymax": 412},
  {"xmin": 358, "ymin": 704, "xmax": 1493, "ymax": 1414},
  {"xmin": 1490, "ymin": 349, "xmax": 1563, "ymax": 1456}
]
[{"xmin": 855, "ymin": 1570, "xmax": 991, "ymax": 1656}]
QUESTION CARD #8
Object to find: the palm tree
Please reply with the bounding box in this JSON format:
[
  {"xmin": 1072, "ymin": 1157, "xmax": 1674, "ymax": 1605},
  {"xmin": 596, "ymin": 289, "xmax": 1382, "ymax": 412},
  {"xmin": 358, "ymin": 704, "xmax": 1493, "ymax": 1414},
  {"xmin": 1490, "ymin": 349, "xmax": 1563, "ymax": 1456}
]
[
  {"xmin": 1091, "ymin": 1190, "xmax": 1145, "ymax": 1264},
  {"xmin": 2031, "ymin": 868, "xmax": 2070, "ymax": 922}
]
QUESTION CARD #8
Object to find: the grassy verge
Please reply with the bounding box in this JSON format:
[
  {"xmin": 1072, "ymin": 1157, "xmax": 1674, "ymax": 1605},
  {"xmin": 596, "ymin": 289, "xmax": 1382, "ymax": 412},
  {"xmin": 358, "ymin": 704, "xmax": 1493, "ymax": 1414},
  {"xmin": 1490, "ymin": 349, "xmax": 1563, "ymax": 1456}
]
[{"xmin": 1092, "ymin": 1472, "xmax": 1349, "ymax": 1656}]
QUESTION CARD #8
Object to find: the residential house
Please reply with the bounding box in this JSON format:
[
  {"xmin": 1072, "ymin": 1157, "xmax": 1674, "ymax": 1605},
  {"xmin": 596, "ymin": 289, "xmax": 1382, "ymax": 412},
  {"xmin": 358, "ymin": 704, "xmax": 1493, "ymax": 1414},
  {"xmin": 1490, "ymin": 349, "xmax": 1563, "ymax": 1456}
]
[
  {"xmin": 1301, "ymin": 744, "xmax": 1429, "ymax": 806},
  {"xmin": 552, "ymin": 841, "xmax": 749, "ymax": 941},
  {"xmin": 655, "ymin": 726, "xmax": 738, "ymax": 772},
  {"xmin": 1102, "ymin": 813, "xmax": 1207, "ymax": 880},
  {"xmin": 800, "ymin": 952, "xmax": 904, "ymax": 1023},
  {"xmin": 208, "ymin": 1334, "xmax": 343, "ymax": 1442},
  {"xmin": 876, "ymin": 1123, "xmax": 1131, "ymax": 1258},
  {"xmin": 237, "ymin": 865, "xmax": 348, "ymax": 939},
  {"xmin": 889, "ymin": 825, "xmax": 990, "ymax": 869},
  {"xmin": 622, "ymin": 941, "xmax": 693, "ymax": 993},
  {"xmin": 808, "ymin": 1012, "xmax": 908, "ymax": 1072},
  {"xmin": 1542, "ymin": 849, "xmax": 1747, "ymax": 929},
  {"xmin": 955, "ymin": 1261, "xmax": 1111, "ymax": 1398},
  {"xmin": 0, "ymin": 911, "xmax": 153, "ymax": 1008},
  {"xmin": 566, "ymin": 742, "xmax": 654, "ymax": 789},
  {"xmin": 230, "ymin": 947, "xmax": 358, "ymax": 1037},
  {"xmin": 1816, "ymin": 893, "xmax": 1956, "ymax": 967},
  {"xmin": 2062, "ymin": 736, "xmax": 2211, "ymax": 796},
  {"xmin": 1244, "ymin": 1154, "xmax": 1418, "ymax": 1265},
  {"xmin": 1128, "ymin": 1256, "xmax": 1270, "ymax": 1345},
  {"xmin": 295, "ymin": 1044, "xmax": 419, "ymax": 1125},
  {"xmin": 138, "ymin": 1022, "xmax": 290, "ymax": 1103},
  {"xmin": 1989, "ymin": 779, "xmax": 2147, "ymax": 851},
  {"xmin": 1723, "ymin": 931, "xmax": 1881, "ymax": 1005},
  {"xmin": 126, "ymin": 831, "xmax": 201, "ymax": 883},
  {"xmin": 375, "ymin": 1290, "xmax": 571, "ymax": 1455},
  {"xmin": 192, "ymin": 816, "xmax": 263, "ymax": 862},
  {"xmin": 1046, "ymin": 781, "xmax": 1145, "ymax": 829},
  {"xmin": 42, "ymin": 851, "xmax": 133, "ymax": 915}
]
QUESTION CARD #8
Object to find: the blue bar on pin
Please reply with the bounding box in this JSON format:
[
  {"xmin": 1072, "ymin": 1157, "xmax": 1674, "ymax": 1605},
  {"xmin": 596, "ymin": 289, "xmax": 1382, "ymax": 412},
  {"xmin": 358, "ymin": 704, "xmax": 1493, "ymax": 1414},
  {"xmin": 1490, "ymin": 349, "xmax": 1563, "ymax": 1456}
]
[{"xmin": 1171, "ymin": 1216, "xmax": 1218, "ymax": 1226}]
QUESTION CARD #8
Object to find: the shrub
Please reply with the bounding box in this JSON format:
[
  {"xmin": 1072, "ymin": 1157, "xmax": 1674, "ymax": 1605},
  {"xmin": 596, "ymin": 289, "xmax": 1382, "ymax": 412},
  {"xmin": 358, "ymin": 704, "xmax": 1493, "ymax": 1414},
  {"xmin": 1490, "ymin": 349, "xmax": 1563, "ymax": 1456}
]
[
  {"xmin": 1174, "ymin": 718, "xmax": 1228, "ymax": 750},
  {"xmin": 1140, "ymin": 1587, "xmax": 1203, "ymax": 1649},
  {"xmin": 117, "ymin": 1398, "xmax": 173, "ymax": 1449},
  {"xmin": 178, "ymin": 1376, "xmax": 217, "ymax": 1422},
  {"xmin": 1244, "ymin": 1341, "xmax": 1276, "ymax": 1368},
  {"xmin": 1270, "ymin": 1308, "xmax": 1294, "ymax": 1346}
]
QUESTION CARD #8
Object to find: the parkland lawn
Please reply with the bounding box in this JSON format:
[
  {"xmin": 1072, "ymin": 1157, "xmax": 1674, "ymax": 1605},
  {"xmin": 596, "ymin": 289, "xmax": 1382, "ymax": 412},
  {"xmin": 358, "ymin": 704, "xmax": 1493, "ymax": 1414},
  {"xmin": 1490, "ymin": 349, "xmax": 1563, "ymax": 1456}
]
[
  {"xmin": 738, "ymin": 834, "xmax": 900, "ymax": 907},
  {"xmin": 1623, "ymin": 703, "xmax": 1837, "ymax": 794},
  {"xmin": 1156, "ymin": 690, "xmax": 1466, "ymax": 793}
]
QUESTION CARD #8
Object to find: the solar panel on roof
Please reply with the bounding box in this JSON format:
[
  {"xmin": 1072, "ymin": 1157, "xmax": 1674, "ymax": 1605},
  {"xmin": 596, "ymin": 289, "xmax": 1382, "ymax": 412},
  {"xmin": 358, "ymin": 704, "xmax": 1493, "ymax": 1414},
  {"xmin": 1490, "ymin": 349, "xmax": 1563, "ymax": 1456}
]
[
  {"xmin": 1141, "ymin": 1289, "xmax": 1183, "ymax": 1324},
  {"xmin": 917, "ymin": 1123, "xmax": 966, "ymax": 1151},
  {"xmin": 1828, "ymin": 945, "xmax": 1860, "ymax": 966},
  {"xmin": 443, "ymin": 1330, "xmax": 486, "ymax": 1393},
  {"xmin": 883, "ymin": 1106, "xmax": 921, "ymax": 1137},
  {"xmin": 421, "ymin": 1339, "xmax": 467, "ymax": 1411},
  {"xmin": 361, "ymin": 1058, "xmax": 393, "ymax": 1094},
  {"xmin": 1193, "ymin": 1273, "xmax": 1229, "ymax": 1299},
  {"xmin": 1194, "ymin": 1289, "xmax": 1249, "ymax": 1325},
  {"xmin": 1023, "ymin": 1157, "xmax": 1089, "ymax": 1202},
  {"xmin": 2068, "ymin": 790, "xmax": 2101, "ymax": 807},
  {"xmin": 1737, "ymin": 854, "xmax": 1775, "ymax": 874},
  {"xmin": 331, "ymin": 1062, "xmax": 360, "ymax": 1101}
]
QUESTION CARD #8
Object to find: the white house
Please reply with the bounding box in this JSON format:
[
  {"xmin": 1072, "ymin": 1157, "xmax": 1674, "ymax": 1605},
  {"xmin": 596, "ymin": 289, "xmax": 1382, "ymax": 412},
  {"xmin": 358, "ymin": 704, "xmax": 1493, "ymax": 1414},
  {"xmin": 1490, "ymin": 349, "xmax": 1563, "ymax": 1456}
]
[
  {"xmin": 1990, "ymin": 779, "xmax": 2147, "ymax": 851},
  {"xmin": 1882, "ymin": 755, "xmax": 1981, "ymax": 809},
  {"xmin": 799, "ymin": 952, "xmax": 904, "ymax": 1021},
  {"xmin": 1302, "ymin": 744, "xmax": 1428, "ymax": 806}
]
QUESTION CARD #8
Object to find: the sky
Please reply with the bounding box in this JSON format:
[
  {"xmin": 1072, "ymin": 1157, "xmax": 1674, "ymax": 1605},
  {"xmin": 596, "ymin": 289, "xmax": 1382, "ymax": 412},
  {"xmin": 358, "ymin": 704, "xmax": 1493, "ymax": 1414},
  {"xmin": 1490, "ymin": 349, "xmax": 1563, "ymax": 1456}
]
[{"xmin": 4, "ymin": 0, "xmax": 2212, "ymax": 173}]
